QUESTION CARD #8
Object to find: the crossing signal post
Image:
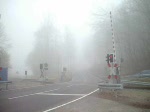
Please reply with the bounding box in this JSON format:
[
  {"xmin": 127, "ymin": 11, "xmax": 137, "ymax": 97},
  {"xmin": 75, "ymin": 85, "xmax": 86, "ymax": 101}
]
[
  {"xmin": 40, "ymin": 63, "xmax": 48, "ymax": 79},
  {"xmin": 40, "ymin": 64, "xmax": 44, "ymax": 78},
  {"xmin": 25, "ymin": 71, "xmax": 27, "ymax": 78},
  {"xmin": 106, "ymin": 53, "xmax": 114, "ymax": 63},
  {"xmin": 106, "ymin": 53, "xmax": 120, "ymax": 84},
  {"xmin": 98, "ymin": 11, "xmax": 123, "ymax": 93}
]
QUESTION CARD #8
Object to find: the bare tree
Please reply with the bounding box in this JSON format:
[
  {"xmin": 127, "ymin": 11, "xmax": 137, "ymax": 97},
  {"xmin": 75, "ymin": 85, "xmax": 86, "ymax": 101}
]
[
  {"xmin": 92, "ymin": 0, "xmax": 150, "ymax": 76},
  {"xmin": 27, "ymin": 20, "xmax": 61, "ymax": 77},
  {"xmin": 0, "ymin": 22, "xmax": 10, "ymax": 67}
]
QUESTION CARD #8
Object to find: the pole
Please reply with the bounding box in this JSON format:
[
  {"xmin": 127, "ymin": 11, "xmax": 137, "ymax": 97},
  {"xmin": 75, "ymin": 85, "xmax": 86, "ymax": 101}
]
[
  {"xmin": 110, "ymin": 11, "xmax": 116, "ymax": 62},
  {"xmin": 109, "ymin": 11, "xmax": 121, "ymax": 84}
]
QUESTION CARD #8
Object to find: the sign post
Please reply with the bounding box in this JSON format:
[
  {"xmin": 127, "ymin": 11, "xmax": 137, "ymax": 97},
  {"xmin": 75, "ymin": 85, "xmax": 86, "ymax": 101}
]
[
  {"xmin": 25, "ymin": 71, "xmax": 27, "ymax": 78},
  {"xmin": 40, "ymin": 64, "xmax": 44, "ymax": 78},
  {"xmin": 40, "ymin": 63, "xmax": 48, "ymax": 79},
  {"xmin": 61, "ymin": 67, "xmax": 67, "ymax": 82}
]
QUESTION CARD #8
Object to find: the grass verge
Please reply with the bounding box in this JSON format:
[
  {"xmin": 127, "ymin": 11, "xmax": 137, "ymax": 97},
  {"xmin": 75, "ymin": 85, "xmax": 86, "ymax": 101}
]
[{"xmin": 95, "ymin": 89, "xmax": 150, "ymax": 109}]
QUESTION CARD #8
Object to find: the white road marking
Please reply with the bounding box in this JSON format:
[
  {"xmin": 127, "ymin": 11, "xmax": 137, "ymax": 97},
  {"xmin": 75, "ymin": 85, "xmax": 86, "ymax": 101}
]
[
  {"xmin": 67, "ymin": 85, "xmax": 73, "ymax": 87},
  {"xmin": 8, "ymin": 93, "xmax": 39, "ymax": 99},
  {"xmin": 8, "ymin": 84, "xmax": 75, "ymax": 99},
  {"xmin": 8, "ymin": 88, "xmax": 60, "ymax": 100},
  {"xmin": 0, "ymin": 84, "xmax": 52, "ymax": 92},
  {"xmin": 43, "ymin": 88, "xmax": 99, "ymax": 112},
  {"xmin": 69, "ymin": 84, "xmax": 97, "ymax": 87},
  {"xmin": 37, "ymin": 93, "xmax": 86, "ymax": 96},
  {"xmin": 1, "ymin": 82, "xmax": 70, "ymax": 92}
]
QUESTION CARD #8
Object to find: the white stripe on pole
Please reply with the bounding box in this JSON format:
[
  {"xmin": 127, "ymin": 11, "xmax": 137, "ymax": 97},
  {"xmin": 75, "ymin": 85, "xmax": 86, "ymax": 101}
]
[{"xmin": 110, "ymin": 11, "xmax": 116, "ymax": 62}]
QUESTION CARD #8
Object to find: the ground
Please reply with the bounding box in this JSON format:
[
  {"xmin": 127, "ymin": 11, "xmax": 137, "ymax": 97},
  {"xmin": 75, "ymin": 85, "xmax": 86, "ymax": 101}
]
[
  {"xmin": 1, "ymin": 77, "xmax": 150, "ymax": 112},
  {"xmin": 96, "ymin": 89, "xmax": 150, "ymax": 109},
  {"xmin": 54, "ymin": 89, "xmax": 150, "ymax": 112}
]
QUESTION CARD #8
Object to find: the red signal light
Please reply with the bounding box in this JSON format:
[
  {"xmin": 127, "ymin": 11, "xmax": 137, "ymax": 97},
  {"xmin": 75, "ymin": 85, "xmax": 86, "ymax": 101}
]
[
  {"xmin": 0, "ymin": 67, "xmax": 2, "ymax": 71},
  {"xmin": 109, "ymin": 54, "xmax": 113, "ymax": 62}
]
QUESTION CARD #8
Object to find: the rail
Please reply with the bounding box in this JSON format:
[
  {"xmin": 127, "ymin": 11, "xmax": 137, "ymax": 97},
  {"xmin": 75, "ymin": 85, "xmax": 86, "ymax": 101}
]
[
  {"xmin": 98, "ymin": 83, "xmax": 123, "ymax": 91},
  {"xmin": 0, "ymin": 81, "xmax": 12, "ymax": 90}
]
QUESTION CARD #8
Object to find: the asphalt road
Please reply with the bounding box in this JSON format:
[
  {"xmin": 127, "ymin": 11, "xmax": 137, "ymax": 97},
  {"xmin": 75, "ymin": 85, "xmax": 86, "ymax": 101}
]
[{"xmin": 0, "ymin": 81, "xmax": 98, "ymax": 112}]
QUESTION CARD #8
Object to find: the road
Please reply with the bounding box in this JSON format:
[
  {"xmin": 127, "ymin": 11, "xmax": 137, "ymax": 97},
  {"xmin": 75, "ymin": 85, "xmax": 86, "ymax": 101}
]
[{"xmin": 0, "ymin": 79, "xmax": 98, "ymax": 112}]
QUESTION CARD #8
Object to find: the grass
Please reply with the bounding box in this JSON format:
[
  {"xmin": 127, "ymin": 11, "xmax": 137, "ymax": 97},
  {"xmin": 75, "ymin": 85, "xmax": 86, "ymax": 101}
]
[{"xmin": 98, "ymin": 89, "xmax": 150, "ymax": 109}]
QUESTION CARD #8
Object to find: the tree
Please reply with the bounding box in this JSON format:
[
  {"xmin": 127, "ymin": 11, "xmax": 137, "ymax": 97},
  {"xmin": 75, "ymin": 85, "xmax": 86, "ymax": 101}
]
[
  {"xmin": 27, "ymin": 20, "xmax": 61, "ymax": 77},
  {"xmin": 92, "ymin": 0, "xmax": 150, "ymax": 76},
  {"xmin": 0, "ymin": 22, "xmax": 10, "ymax": 67},
  {"xmin": 62, "ymin": 27, "xmax": 75, "ymax": 73},
  {"xmin": 27, "ymin": 19, "xmax": 77, "ymax": 81}
]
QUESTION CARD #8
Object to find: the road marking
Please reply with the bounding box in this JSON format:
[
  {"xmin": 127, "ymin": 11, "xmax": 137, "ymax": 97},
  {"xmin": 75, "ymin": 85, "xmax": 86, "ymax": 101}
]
[
  {"xmin": 37, "ymin": 93, "xmax": 86, "ymax": 96},
  {"xmin": 8, "ymin": 88, "xmax": 60, "ymax": 100},
  {"xmin": 7, "ymin": 84, "xmax": 77, "ymax": 99},
  {"xmin": 69, "ymin": 84, "xmax": 97, "ymax": 87},
  {"xmin": 7, "ymin": 84, "xmax": 74, "ymax": 99},
  {"xmin": 0, "ymin": 84, "xmax": 52, "ymax": 92},
  {"xmin": 1, "ymin": 81, "xmax": 70, "ymax": 92},
  {"xmin": 67, "ymin": 85, "xmax": 73, "ymax": 87},
  {"xmin": 8, "ymin": 84, "xmax": 74, "ymax": 100},
  {"xmin": 43, "ymin": 88, "xmax": 99, "ymax": 112}
]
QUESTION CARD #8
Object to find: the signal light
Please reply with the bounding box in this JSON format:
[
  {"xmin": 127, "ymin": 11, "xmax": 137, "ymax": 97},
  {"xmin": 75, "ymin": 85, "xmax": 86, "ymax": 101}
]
[
  {"xmin": 0, "ymin": 67, "xmax": 2, "ymax": 71},
  {"xmin": 109, "ymin": 54, "xmax": 113, "ymax": 62},
  {"xmin": 106, "ymin": 54, "xmax": 109, "ymax": 64}
]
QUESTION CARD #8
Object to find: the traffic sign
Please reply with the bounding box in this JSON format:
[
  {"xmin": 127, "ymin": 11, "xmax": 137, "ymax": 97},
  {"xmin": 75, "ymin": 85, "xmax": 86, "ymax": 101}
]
[
  {"xmin": 44, "ymin": 63, "xmax": 48, "ymax": 70},
  {"xmin": 40, "ymin": 64, "xmax": 43, "ymax": 69},
  {"xmin": 44, "ymin": 68, "xmax": 48, "ymax": 70},
  {"xmin": 44, "ymin": 63, "xmax": 48, "ymax": 68}
]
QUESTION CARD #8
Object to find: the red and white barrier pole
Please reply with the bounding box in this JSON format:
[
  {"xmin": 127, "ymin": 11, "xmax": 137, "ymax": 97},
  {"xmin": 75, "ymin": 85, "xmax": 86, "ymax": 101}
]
[{"xmin": 108, "ymin": 11, "xmax": 120, "ymax": 84}]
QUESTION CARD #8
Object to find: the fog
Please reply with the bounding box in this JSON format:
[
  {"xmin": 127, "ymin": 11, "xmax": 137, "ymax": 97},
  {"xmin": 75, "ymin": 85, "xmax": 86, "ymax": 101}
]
[
  {"xmin": 2, "ymin": 0, "xmax": 149, "ymax": 80},
  {"xmin": 0, "ymin": 0, "xmax": 115, "ymax": 78}
]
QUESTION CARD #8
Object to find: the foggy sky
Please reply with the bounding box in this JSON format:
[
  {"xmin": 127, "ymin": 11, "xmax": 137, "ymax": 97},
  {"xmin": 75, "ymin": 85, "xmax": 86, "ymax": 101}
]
[{"xmin": 0, "ymin": 0, "xmax": 121, "ymax": 76}]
